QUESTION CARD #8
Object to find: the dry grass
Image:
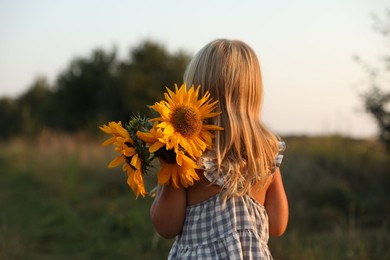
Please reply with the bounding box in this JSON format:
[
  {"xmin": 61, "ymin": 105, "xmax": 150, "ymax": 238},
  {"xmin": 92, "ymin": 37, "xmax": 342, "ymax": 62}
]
[{"xmin": 0, "ymin": 132, "xmax": 389, "ymax": 259}]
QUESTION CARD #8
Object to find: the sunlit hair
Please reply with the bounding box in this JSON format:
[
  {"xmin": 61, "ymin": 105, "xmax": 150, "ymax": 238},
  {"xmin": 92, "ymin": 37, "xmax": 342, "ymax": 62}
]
[{"xmin": 184, "ymin": 39, "xmax": 279, "ymax": 198}]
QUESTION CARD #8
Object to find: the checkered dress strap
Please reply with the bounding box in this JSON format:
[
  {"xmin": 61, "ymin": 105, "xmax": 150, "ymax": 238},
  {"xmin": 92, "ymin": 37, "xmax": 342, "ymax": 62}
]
[
  {"xmin": 199, "ymin": 141, "xmax": 286, "ymax": 186},
  {"xmin": 168, "ymin": 194, "xmax": 273, "ymax": 259},
  {"xmin": 272, "ymin": 140, "xmax": 286, "ymax": 173}
]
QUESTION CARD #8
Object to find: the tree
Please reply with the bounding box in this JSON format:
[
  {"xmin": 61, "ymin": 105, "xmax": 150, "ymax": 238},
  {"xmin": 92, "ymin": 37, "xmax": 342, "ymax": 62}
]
[
  {"xmin": 364, "ymin": 87, "xmax": 390, "ymax": 151},
  {"xmin": 17, "ymin": 76, "xmax": 54, "ymax": 135},
  {"xmin": 0, "ymin": 40, "xmax": 191, "ymax": 137},
  {"xmin": 118, "ymin": 40, "xmax": 190, "ymax": 117},
  {"xmin": 0, "ymin": 97, "xmax": 21, "ymax": 138},
  {"xmin": 359, "ymin": 9, "xmax": 390, "ymax": 152},
  {"xmin": 54, "ymin": 48, "xmax": 123, "ymax": 131},
  {"xmin": 52, "ymin": 40, "xmax": 190, "ymax": 132}
]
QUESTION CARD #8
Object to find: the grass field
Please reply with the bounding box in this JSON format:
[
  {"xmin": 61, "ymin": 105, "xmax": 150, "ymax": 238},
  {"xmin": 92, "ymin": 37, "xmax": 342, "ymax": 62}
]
[{"xmin": 0, "ymin": 131, "xmax": 389, "ymax": 259}]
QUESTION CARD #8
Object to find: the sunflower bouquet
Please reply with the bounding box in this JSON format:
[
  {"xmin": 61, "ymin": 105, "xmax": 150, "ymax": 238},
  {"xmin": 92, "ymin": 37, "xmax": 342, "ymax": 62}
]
[{"xmin": 99, "ymin": 84, "xmax": 223, "ymax": 198}]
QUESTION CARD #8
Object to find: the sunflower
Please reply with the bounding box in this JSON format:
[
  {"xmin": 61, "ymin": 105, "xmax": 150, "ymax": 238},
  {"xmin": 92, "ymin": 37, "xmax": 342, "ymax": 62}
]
[
  {"xmin": 157, "ymin": 150, "xmax": 200, "ymax": 189},
  {"xmin": 136, "ymin": 122, "xmax": 166, "ymax": 153},
  {"xmin": 137, "ymin": 122, "xmax": 200, "ymax": 188},
  {"xmin": 123, "ymin": 154, "xmax": 147, "ymax": 198},
  {"xmin": 150, "ymin": 83, "xmax": 223, "ymax": 159},
  {"xmin": 100, "ymin": 121, "xmax": 147, "ymax": 198},
  {"xmin": 99, "ymin": 121, "xmax": 131, "ymax": 146},
  {"xmin": 100, "ymin": 84, "xmax": 223, "ymax": 193}
]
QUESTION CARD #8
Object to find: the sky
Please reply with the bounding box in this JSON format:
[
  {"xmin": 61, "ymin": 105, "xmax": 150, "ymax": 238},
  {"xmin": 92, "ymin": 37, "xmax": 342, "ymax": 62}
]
[{"xmin": 1, "ymin": 0, "xmax": 389, "ymax": 138}]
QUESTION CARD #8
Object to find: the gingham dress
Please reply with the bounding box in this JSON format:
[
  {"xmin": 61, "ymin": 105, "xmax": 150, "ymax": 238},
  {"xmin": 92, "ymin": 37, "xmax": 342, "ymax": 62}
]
[
  {"xmin": 168, "ymin": 142, "xmax": 285, "ymax": 259},
  {"xmin": 168, "ymin": 193, "xmax": 272, "ymax": 259}
]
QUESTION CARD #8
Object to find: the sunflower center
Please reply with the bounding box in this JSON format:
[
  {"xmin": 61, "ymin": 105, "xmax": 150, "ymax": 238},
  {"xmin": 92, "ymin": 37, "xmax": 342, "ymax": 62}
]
[
  {"xmin": 171, "ymin": 106, "xmax": 202, "ymax": 138},
  {"xmin": 154, "ymin": 147, "xmax": 177, "ymax": 164}
]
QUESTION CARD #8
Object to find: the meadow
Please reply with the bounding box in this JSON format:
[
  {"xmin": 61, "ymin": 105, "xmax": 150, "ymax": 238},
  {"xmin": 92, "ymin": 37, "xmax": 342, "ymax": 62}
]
[{"xmin": 0, "ymin": 132, "xmax": 389, "ymax": 259}]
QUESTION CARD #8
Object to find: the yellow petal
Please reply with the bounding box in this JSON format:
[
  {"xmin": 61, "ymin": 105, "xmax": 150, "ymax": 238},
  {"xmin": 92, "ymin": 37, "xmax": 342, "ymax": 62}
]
[
  {"xmin": 137, "ymin": 131, "xmax": 155, "ymax": 143},
  {"xmin": 170, "ymin": 133, "xmax": 180, "ymax": 151},
  {"xmin": 99, "ymin": 124, "xmax": 113, "ymax": 134},
  {"xmin": 123, "ymin": 147, "xmax": 136, "ymax": 157},
  {"xmin": 113, "ymin": 124, "xmax": 130, "ymax": 138},
  {"xmin": 101, "ymin": 136, "xmax": 116, "ymax": 146},
  {"xmin": 157, "ymin": 163, "xmax": 173, "ymax": 185},
  {"xmin": 134, "ymin": 170, "xmax": 147, "ymax": 198},
  {"xmin": 157, "ymin": 121, "xmax": 170, "ymax": 129},
  {"xmin": 149, "ymin": 141, "xmax": 166, "ymax": 153},
  {"xmin": 130, "ymin": 153, "xmax": 139, "ymax": 168},
  {"xmin": 176, "ymin": 151, "xmax": 183, "ymax": 166},
  {"xmin": 164, "ymin": 92, "xmax": 175, "ymax": 107},
  {"xmin": 161, "ymin": 123, "xmax": 175, "ymax": 136},
  {"xmin": 127, "ymin": 169, "xmax": 147, "ymax": 198},
  {"xmin": 170, "ymin": 164, "xmax": 179, "ymax": 189},
  {"xmin": 108, "ymin": 155, "xmax": 124, "ymax": 168}
]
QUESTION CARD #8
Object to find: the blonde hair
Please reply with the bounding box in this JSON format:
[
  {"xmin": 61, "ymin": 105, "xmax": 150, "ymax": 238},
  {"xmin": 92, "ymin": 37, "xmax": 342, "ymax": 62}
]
[{"xmin": 184, "ymin": 39, "xmax": 279, "ymax": 198}]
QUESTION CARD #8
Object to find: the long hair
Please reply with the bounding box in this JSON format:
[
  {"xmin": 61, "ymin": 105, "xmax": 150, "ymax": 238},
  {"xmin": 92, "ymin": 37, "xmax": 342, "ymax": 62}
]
[{"xmin": 184, "ymin": 39, "xmax": 279, "ymax": 197}]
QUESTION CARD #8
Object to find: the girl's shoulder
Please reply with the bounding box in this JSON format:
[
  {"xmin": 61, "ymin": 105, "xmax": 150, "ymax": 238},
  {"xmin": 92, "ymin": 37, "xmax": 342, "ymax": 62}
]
[
  {"xmin": 198, "ymin": 140, "xmax": 286, "ymax": 186},
  {"xmin": 186, "ymin": 171, "xmax": 221, "ymax": 206}
]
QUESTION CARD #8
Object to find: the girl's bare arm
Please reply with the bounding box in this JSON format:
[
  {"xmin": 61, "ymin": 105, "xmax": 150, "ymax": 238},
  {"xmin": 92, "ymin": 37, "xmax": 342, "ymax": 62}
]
[
  {"xmin": 264, "ymin": 168, "xmax": 289, "ymax": 236},
  {"xmin": 150, "ymin": 184, "xmax": 186, "ymax": 239}
]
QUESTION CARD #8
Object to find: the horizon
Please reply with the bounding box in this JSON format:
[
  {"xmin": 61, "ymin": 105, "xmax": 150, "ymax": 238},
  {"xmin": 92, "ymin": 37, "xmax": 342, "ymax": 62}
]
[{"xmin": 1, "ymin": 0, "xmax": 389, "ymax": 138}]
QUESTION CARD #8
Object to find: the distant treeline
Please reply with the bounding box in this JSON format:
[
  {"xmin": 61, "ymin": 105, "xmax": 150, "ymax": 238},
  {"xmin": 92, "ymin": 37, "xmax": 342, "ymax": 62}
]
[{"xmin": 0, "ymin": 40, "xmax": 190, "ymax": 138}]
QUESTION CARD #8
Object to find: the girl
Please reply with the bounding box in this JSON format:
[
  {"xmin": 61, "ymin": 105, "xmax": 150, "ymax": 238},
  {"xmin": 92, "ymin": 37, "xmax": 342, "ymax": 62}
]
[{"xmin": 150, "ymin": 39, "xmax": 289, "ymax": 259}]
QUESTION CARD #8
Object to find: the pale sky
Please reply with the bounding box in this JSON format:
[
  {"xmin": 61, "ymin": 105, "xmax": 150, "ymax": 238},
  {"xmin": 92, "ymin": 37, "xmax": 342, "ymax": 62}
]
[{"xmin": 1, "ymin": 0, "xmax": 389, "ymax": 138}]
